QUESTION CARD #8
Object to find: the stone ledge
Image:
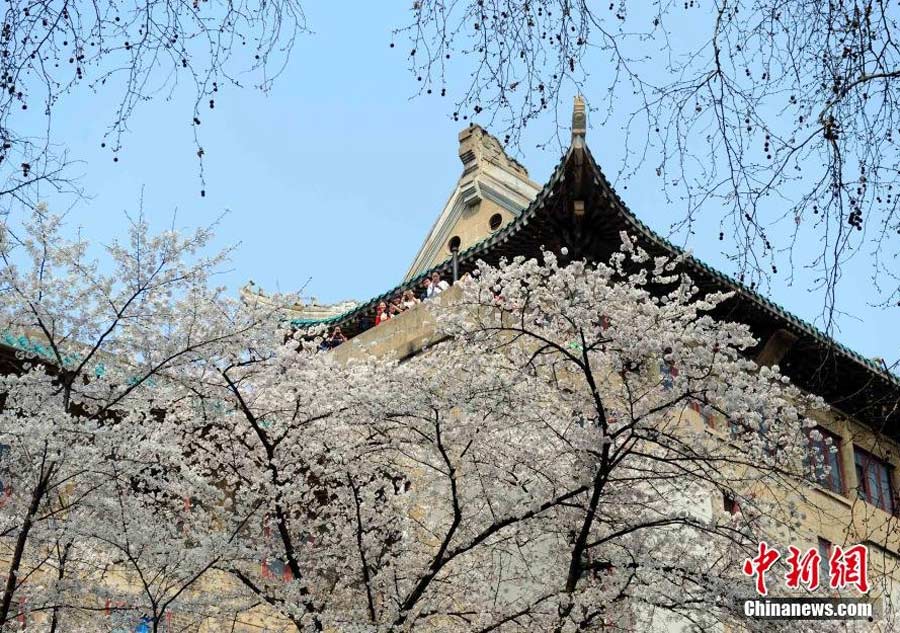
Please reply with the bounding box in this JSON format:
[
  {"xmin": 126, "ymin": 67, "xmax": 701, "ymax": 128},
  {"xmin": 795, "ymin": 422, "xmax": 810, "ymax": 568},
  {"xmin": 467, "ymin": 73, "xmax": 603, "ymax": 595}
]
[{"xmin": 331, "ymin": 285, "xmax": 461, "ymax": 363}]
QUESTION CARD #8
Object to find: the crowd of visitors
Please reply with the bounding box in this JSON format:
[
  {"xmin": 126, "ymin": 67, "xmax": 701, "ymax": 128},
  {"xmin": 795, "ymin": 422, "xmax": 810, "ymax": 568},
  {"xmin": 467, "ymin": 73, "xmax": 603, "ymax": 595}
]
[
  {"xmin": 375, "ymin": 272, "xmax": 450, "ymax": 325},
  {"xmin": 423, "ymin": 271, "xmax": 450, "ymax": 299},
  {"xmin": 318, "ymin": 326, "xmax": 347, "ymax": 351},
  {"xmin": 322, "ymin": 271, "xmax": 453, "ymax": 349}
]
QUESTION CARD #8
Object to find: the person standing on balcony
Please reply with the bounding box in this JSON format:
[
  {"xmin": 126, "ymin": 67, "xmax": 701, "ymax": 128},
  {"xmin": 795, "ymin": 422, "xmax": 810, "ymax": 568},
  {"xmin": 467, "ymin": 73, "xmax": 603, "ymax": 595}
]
[
  {"xmin": 402, "ymin": 290, "xmax": 420, "ymax": 310},
  {"xmin": 376, "ymin": 301, "xmax": 390, "ymax": 325},
  {"xmin": 327, "ymin": 326, "xmax": 347, "ymax": 347},
  {"xmin": 427, "ymin": 272, "xmax": 450, "ymax": 298}
]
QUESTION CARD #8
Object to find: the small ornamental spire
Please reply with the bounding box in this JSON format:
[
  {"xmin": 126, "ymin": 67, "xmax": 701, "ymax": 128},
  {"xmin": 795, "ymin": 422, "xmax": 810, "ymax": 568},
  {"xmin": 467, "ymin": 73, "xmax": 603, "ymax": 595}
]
[{"xmin": 572, "ymin": 95, "xmax": 587, "ymax": 147}]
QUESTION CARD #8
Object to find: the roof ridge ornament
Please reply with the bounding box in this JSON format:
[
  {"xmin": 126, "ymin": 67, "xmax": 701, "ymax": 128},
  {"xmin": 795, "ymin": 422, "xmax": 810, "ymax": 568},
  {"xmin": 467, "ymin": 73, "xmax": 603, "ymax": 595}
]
[
  {"xmin": 458, "ymin": 124, "xmax": 530, "ymax": 179},
  {"xmin": 572, "ymin": 95, "xmax": 587, "ymax": 148}
]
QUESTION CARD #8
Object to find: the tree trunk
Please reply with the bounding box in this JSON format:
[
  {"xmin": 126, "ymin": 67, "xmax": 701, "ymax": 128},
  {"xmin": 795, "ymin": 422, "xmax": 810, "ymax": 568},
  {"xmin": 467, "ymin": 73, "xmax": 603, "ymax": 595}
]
[
  {"xmin": 48, "ymin": 539, "xmax": 72, "ymax": 633},
  {"xmin": 0, "ymin": 468, "xmax": 52, "ymax": 626}
]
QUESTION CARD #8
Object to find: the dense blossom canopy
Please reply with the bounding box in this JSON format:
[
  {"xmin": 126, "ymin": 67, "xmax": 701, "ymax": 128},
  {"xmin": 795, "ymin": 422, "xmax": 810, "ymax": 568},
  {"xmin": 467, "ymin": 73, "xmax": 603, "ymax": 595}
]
[{"xmin": 0, "ymin": 211, "xmax": 886, "ymax": 632}]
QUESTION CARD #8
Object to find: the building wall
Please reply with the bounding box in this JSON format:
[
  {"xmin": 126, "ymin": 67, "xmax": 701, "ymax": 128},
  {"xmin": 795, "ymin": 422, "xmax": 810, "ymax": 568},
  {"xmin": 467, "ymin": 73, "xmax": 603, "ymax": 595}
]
[{"xmin": 418, "ymin": 196, "xmax": 516, "ymax": 273}]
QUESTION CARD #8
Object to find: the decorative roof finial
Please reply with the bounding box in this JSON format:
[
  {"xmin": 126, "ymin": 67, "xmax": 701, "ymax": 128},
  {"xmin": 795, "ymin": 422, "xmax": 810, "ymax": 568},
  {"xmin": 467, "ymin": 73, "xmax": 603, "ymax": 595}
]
[{"xmin": 572, "ymin": 95, "xmax": 587, "ymax": 147}]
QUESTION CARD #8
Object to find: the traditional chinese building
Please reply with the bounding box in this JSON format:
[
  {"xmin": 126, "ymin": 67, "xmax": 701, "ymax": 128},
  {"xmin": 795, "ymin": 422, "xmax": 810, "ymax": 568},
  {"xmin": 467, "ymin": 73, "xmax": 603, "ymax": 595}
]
[
  {"xmin": 291, "ymin": 97, "xmax": 900, "ymax": 620},
  {"xmin": 303, "ymin": 98, "xmax": 899, "ymax": 428}
]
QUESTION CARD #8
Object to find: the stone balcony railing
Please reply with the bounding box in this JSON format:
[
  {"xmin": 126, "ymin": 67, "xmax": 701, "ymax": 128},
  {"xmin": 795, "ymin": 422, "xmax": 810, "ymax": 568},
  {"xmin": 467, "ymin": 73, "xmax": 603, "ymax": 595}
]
[{"xmin": 331, "ymin": 285, "xmax": 461, "ymax": 363}]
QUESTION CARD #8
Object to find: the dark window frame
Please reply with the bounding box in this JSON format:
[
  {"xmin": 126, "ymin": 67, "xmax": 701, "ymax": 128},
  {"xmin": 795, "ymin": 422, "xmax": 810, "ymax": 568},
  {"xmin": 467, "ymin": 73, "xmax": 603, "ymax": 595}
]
[
  {"xmin": 817, "ymin": 537, "xmax": 833, "ymax": 585},
  {"xmin": 854, "ymin": 446, "xmax": 895, "ymax": 514},
  {"xmin": 722, "ymin": 491, "xmax": 739, "ymax": 515},
  {"xmin": 806, "ymin": 426, "xmax": 845, "ymax": 495}
]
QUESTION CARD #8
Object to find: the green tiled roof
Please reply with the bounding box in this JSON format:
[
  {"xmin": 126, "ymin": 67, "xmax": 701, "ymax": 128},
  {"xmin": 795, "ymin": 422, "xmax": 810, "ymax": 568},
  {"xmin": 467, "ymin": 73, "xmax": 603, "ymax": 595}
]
[{"xmin": 2, "ymin": 331, "xmax": 81, "ymax": 367}]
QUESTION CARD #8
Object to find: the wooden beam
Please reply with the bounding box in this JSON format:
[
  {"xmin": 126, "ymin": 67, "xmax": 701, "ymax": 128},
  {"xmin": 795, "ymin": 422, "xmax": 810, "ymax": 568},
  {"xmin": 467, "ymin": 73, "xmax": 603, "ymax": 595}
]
[{"xmin": 755, "ymin": 328, "xmax": 799, "ymax": 367}]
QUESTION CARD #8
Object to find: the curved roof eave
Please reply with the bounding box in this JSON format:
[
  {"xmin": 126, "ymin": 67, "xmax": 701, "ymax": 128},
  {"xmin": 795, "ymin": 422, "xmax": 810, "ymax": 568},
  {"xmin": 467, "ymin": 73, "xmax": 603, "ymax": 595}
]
[{"xmin": 300, "ymin": 142, "xmax": 900, "ymax": 394}]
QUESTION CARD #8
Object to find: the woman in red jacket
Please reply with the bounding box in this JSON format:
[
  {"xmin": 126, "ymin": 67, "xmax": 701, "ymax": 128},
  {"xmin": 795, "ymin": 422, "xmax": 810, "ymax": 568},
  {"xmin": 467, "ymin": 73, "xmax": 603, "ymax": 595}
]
[{"xmin": 376, "ymin": 301, "xmax": 390, "ymax": 325}]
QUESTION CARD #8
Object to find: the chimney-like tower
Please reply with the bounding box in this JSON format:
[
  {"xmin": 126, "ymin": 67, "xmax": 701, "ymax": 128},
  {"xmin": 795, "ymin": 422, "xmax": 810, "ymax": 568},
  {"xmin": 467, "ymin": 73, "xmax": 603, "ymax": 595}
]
[{"xmin": 403, "ymin": 125, "xmax": 540, "ymax": 281}]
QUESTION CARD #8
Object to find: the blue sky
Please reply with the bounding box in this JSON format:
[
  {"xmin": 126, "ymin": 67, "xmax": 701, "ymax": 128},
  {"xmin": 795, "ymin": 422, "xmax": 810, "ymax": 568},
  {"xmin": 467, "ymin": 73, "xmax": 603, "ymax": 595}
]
[{"xmin": 28, "ymin": 3, "xmax": 897, "ymax": 366}]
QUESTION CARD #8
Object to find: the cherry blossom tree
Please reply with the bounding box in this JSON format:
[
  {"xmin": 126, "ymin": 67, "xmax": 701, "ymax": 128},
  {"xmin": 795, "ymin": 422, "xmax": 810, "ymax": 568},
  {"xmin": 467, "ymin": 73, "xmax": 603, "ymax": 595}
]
[
  {"xmin": 170, "ymin": 236, "xmax": 850, "ymax": 632},
  {"xmin": 0, "ymin": 205, "xmax": 278, "ymax": 630},
  {"xmin": 0, "ymin": 209, "xmax": 883, "ymax": 631},
  {"xmin": 417, "ymin": 240, "xmax": 825, "ymax": 631},
  {"xmin": 65, "ymin": 413, "xmax": 262, "ymax": 633}
]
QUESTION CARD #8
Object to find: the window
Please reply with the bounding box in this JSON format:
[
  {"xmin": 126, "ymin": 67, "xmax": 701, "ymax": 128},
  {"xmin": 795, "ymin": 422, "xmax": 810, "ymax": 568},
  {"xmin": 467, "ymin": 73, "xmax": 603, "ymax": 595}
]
[
  {"xmin": 261, "ymin": 515, "xmax": 295, "ymax": 582},
  {"xmin": 262, "ymin": 557, "xmax": 293, "ymax": 581},
  {"xmin": 854, "ymin": 447, "xmax": 895, "ymax": 514},
  {"xmin": 722, "ymin": 491, "xmax": 739, "ymax": 515},
  {"xmin": 728, "ymin": 411, "xmax": 778, "ymax": 454},
  {"xmin": 806, "ymin": 427, "xmax": 845, "ymax": 494},
  {"xmin": 817, "ymin": 537, "xmax": 832, "ymax": 583},
  {"xmin": 489, "ymin": 213, "xmax": 503, "ymax": 231},
  {"xmin": 659, "ymin": 359, "xmax": 678, "ymax": 390},
  {"xmin": 0, "ymin": 443, "xmax": 10, "ymax": 506}
]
